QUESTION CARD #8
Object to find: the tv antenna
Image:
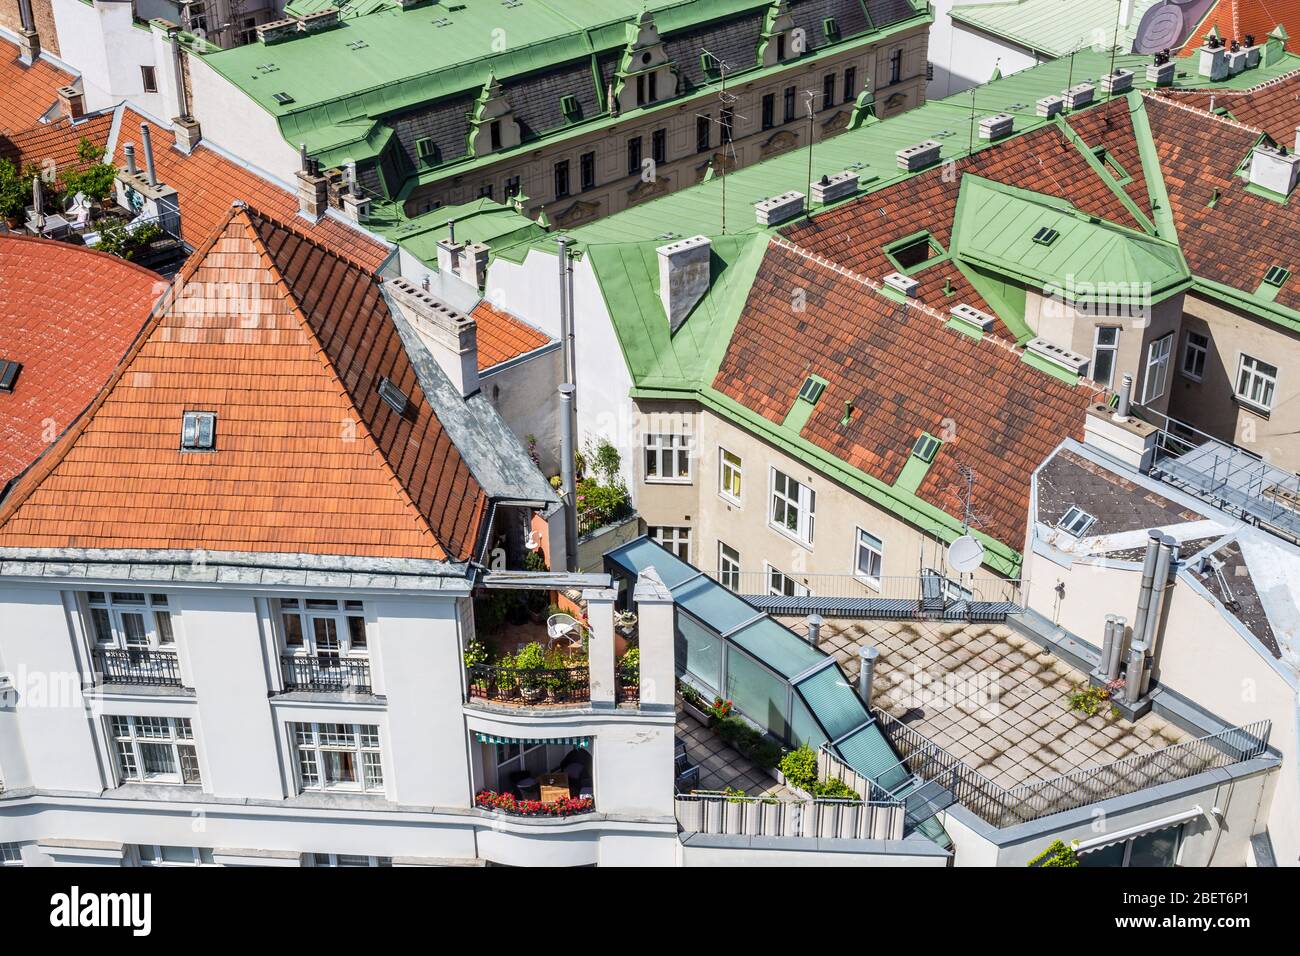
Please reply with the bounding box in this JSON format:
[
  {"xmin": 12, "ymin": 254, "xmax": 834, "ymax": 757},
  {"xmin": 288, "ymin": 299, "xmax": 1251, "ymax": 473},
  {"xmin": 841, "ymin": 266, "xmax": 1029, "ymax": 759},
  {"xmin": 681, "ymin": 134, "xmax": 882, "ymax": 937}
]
[
  {"xmin": 696, "ymin": 50, "xmax": 746, "ymax": 234},
  {"xmin": 801, "ymin": 87, "xmax": 825, "ymax": 215},
  {"xmin": 950, "ymin": 463, "xmax": 991, "ymax": 534}
]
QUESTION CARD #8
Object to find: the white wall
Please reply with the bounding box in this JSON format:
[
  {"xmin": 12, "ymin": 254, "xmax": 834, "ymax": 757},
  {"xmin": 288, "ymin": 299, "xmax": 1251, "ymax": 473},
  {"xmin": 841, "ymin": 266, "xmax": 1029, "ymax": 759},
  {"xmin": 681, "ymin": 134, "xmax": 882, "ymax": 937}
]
[
  {"xmin": 187, "ymin": 50, "xmax": 300, "ymax": 181},
  {"xmin": 927, "ymin": 0, "xmax": 1041, "ymax": 99},
  {"xmin": 51, "ymin": 0, "xmax": 165, "ymax": 116}
]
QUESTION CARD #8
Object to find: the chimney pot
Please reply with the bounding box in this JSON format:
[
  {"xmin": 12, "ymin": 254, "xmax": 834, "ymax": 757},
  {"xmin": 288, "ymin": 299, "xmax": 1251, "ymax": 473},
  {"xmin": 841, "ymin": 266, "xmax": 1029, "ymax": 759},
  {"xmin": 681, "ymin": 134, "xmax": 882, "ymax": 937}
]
[{"xmin": 656, "ymin": 234, "xmax": 712, "ymax": 333}]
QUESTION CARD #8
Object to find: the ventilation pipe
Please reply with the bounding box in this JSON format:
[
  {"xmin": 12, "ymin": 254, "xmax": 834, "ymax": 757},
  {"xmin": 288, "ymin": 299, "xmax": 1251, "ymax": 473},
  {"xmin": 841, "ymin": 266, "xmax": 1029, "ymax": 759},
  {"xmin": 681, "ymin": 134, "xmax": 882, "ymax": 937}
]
[
  {"xmin": 1113, "ymin": 373, "xmax": 1133, "ymax": 422},
  {"xmin": 1104, "ymin": 615, "xmax": 1129, "ymax": 680},
  {"xmin": 805, "ymin": 613, "xmax": 823, "ymax": 647},
  {"xmin": 124, "ymin": 143, "xmax": 138, "ymax": 177},
  {"xmin": 1100, "ymin": 615, "xmax": 1119, "ymax": 678},
  {"xmin": 140, "ymin": 123, "xmax": 158, "ymax": 187},
  {"xmin": 1126, "ymin": 531, "xmax": 1162, "ymax": 663},
  {"xmin": 1138, "ymin": 534, "xmax": 1179, "ymax": 695},
  {"xmin": 858, "ymin": 645, "xmax": 880, "ymax": 707},
  {"xmin": 559, "ymin": 383, "xmax": 577, "ymax": 573}
]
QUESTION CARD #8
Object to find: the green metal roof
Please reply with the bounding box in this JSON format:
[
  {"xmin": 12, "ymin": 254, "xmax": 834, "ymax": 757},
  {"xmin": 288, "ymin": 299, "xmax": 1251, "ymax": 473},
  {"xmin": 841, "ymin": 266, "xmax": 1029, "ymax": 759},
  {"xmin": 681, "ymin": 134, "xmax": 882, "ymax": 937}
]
[
  {"xmin": 949, "ymin": 0, "xmax": 1163, "ymax": 58},
  {"xmin": 951, "ymin": 174, "xmax": 1191, "ymax": 304},
  {"xmin": 373, "ymin": 197, "xmax": 548, "ymax": 264}
]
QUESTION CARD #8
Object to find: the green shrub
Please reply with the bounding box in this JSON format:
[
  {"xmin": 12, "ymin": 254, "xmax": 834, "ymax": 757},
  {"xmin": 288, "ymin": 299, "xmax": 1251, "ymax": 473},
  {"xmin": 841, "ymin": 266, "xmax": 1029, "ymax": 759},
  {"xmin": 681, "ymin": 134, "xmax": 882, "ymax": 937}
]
[
  {"xmin": 779, "ymin": 745, "xmax": 819, "ymax": 790},
  {"xmin": 810, "ymin": 777, "xmax": 859, "ymax": 800},
  {"xmin": 1027, "ymin": 839, "xmax": 1080, "ymax": 867},
  {"xmin": 715, "ymin": 716, "xmax": 781, "ymax": 770},
  {"xmin": 463, "ymin": 639, "xmax": 490, "ymax": 669},
  {"xmin": 513, "ymin": 642, "xmax": 548, "ymax": 671},
  {"xmin": 618, "ymin": 647, "xmax": 639, "ymax": 683}
]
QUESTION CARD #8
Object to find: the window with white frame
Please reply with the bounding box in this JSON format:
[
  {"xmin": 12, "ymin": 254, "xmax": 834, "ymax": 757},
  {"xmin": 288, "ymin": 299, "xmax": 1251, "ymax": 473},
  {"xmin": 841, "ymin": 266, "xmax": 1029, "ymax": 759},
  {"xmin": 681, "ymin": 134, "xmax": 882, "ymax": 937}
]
[
  {"xmin": 1091, "ymin": 326, "xmax": 1120, "ymax": 389},
  {"xmin": 291, "ymin": 722, "xmax": 384, "ymax": 794},
  {"xmin": 770, "ymin": 468, "xmax": 815, "ymax": 545},
  {"xmin": 649, "ymin": 526, "xmax": 691, "ymax": 561},
  {"xmin": 1181, "ymin": 331, "xmax": 1208, "ymax": 381},
  {"xmin": 310, "ymin": 853, "xmax": 392, "ymax": 867},
  {"xmin": 110, "ymin": 716, "xmax": 201, "ymax": 785},
  {"xmin": 1142, "ymin": 333, "xmax": 1173, "ymax": 403},
  {"xmin": 277, "ymin": 597, "xmax": 368, "ymax": 657},
  {"xmin": 86, "ymin": 592, "xmax": 175, "ymax": 649},
  {"xmin": 854, "ymin": 528, "xmax": 884, "ymax": 588},
  {"xmin": 135, "ymin": 845, "xmax": 215, "ymax": 866},
  {"xmin": 1077, "ymin": 825, "xmax": 1184, "ymax": 867},
  {"xmin": 0, "ymin": 842, "xmax": 22, "ymax": 865},
  {"xmin": 644, "ymin": 432, "xmax": 692, "ymax": 482},
  {"xmin": 719, "ymin": 448, "xmax": 742, "ymax": 503},
  {"xmin": 494, "ymin": 740, "xmax": 543, "ymax": 786},
  {"xmin": 718, "ymin": 542, "xmax": 741, "ymax": 591},
  {"xmin": 766, "ymin": 564, "xmax": 811, "ymax": 597},
  {"xmin": 1235, "ymin": 354, "xmax": 1278, "ymax": 412}
]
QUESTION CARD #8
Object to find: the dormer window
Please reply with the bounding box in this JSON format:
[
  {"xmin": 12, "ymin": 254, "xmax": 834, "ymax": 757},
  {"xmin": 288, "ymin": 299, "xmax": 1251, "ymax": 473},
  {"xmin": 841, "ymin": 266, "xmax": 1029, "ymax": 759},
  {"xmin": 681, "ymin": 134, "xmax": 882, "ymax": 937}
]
[
  {"xmin": 180, "ymin": 411, "xmax": 216, "ymax": 451},
  {"xmin": 636, "ymin": 70, "xmax": 658, "ymax": 106},
  {"xmin": 0, "ymin": 358, "xmax": 20, "ymax": 392}
]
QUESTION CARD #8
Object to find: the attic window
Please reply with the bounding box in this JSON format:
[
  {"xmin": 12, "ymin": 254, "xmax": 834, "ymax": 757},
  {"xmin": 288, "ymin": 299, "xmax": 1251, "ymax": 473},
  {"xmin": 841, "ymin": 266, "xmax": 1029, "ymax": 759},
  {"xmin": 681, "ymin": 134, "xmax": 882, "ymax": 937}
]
[
  {"xmin": 1032, "ymin": 226, "xmax": 1059, "ymax": 246},
  {"xmin": 416, "ymin": 137, "xmax": 439, "ymax": 167},
  {"xmin": 560, "ymin": 94, "xmax": 580, "ymax": 118},
  {"xmin": 822, "ymin": 17, "xmax": 840, "ymax": 40},
  {"xmin": 0, "ymin": 358, "xmax": 20, "ymax": 393},
  {"xmin": 886, "ymin": 232, "xmax": 943, "ymax": 273},
  {"xmin": 377, "ymin": 376, "xmax": 410, "ymax": 416},
  {"xmin": 911, "ymin": 432, "xmax": 940, "ymax": 463},
  {"xmin": 1056, "ymin": 505, "xmax": 1096, "ymax": 537},
  {"xmin": 180, "ymin": 411, "xmax": 216, "ymax": 451},
  {"xmin": 272, "ymin": 91, "xmax": 294, "ymax": 105},
  {"xmin": 798, "ymin": 376, "xmax": 826, "ymax": 405},
  {"xmin": 1264, "ymin": 265, "xmax": 1291, "ymax": 288}
]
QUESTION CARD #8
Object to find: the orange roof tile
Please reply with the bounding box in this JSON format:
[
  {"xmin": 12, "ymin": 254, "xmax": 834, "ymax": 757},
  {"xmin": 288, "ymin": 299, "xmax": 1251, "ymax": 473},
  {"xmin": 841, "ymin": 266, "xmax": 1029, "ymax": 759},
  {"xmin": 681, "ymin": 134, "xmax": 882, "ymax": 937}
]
[
  {"xmin": 1179, "ymin": 0, "xmax": 1300, "ymax": 55},
  {"xmin": 0, "ymin": 111, "xmax": 113, "ymax": 183},
  {"xmin": 0, "ymin": 41, "xmax": 71, "ymax": 131},
  {"xmin": 0, "ymin": 235, "xmax": 162, "ymax": 485},
  {"xmin": 471, "ymin": 300, "xmax": 553, "ymax": 370},
  {"xmin": 0, "ymin": 206, "xmax": 488, "ymax": 561},
  {"xmin": 1160, "ymin": 69, "xmax": 1300, "ymax": 143}
]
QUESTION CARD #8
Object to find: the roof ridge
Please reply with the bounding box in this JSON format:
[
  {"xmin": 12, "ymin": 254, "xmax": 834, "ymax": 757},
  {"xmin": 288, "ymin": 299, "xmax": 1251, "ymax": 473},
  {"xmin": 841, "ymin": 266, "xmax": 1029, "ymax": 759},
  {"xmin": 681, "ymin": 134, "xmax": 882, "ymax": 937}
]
[
  {"xmin": 0, "ymin": 233, "xmax": 166, "ymax": 285},
  {"xmin": 1166, "ymin": 67, "xmax": 1300, "ymax": 97},
  {"xmin": 1143, "ymin": 88, "xmax": 1268, "ymax": 136}
]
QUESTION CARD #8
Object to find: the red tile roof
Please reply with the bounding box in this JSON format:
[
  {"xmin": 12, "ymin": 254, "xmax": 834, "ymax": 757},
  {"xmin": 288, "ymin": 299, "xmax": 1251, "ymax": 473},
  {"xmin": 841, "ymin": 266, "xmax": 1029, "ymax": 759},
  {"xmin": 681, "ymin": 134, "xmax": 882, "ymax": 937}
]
[
  {"xmin": 471, "ymin": 300, "xmax": 553, "ymax": 370},
  {"xmin": 0, "ymin": 111, "xmax": 113, "ymax": 184},
  {"xmin": 779, "ymin": 122, "xmax": 1143, "ymax": 339},
  {"xmin": 117, "ymin": 109, "xmax": 391, "ymax": 272},
  {"xmin": 1066, "ymin": 96, "xmax": 1156, "ymax": 221},
  {"xmin": 0, "ymin": 43, "xmax": 71, "ymax": 131},
  {"xmin": 713, "ymin": 240, "xmax": 1095, "ymax": 549},
  {"xmin": 1159, "ymin": 69, "xmax": 1300, "ymax": 144},
  {"xmin": 0, "ymin": 234, "xmax": 162, "ymax": 485},
  {"xmin": 0, "ymin": 206, "xmax": 488, "ymax": 561},
  {"xmin": 1179, "ymin": 0, "xmax": 1300, "ymax": 56}
]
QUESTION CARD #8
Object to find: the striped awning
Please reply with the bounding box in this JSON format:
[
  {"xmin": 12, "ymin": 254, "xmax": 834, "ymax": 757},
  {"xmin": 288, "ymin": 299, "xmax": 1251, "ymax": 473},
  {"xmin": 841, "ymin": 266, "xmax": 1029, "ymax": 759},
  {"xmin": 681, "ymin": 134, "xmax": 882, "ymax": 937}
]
[
  {"xmin": 1074, "ymin": 806, "xmax": 1205, "ymax": 855},
  {"xmin": 475, "ymin": 733, "xmax": 591, "ymax": 748}
]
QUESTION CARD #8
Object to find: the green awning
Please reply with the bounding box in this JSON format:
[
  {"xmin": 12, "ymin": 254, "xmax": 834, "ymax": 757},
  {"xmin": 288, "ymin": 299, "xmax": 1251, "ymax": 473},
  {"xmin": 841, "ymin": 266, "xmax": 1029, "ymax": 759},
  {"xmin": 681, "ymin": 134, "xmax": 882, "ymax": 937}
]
[{"xmin": 475, "ymin": 734, "xmax": 590, "ymax": 748}]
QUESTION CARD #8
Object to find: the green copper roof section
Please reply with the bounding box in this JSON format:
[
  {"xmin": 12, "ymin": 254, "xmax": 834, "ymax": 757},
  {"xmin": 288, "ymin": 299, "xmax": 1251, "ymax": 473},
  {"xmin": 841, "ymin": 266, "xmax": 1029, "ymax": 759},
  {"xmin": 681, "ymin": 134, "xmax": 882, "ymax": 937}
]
[
  {"xmin": 948, "ymin": 0, "xmax": 1163, "ymax": 57},
  {"xmin": 368, "ymin": 197, "xmax": 548, "ymax": 263},
  {"xmin": 951, "ymin": 175, "xmax": 1191, "ymax": 305}
]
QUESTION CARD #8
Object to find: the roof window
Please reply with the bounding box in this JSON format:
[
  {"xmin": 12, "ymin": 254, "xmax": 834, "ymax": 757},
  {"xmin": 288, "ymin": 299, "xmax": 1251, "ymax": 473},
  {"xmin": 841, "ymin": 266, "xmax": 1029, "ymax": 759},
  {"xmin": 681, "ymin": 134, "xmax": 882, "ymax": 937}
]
[
  {"xmin": 1032, "ymin": 226, "xmax": 1059, "ymax": 246},
  {"xmin": 378, "ymin": 376, "xmax": 410, "ymax": 416},
  {"xmin": 911, "ymin": 432, "xmax": 940, "ymax": 463},
  {"xmin": 0, "ymin": 358, "xmax": 20, "ymax": 393},
  {"xmin": 1263, "ymin": 265, "xmax": 1291, "ymax": 288},
  {"xmin": 180, "ymin": 411, "xmax": 216, "ymax": 451},
  {"xmin": 798, "ymin": 376, "xmax": 826, "ymax": 405},
  {"xmin": 1056, "ymin": 505, "xmax": 1096, "ymax": 537}
]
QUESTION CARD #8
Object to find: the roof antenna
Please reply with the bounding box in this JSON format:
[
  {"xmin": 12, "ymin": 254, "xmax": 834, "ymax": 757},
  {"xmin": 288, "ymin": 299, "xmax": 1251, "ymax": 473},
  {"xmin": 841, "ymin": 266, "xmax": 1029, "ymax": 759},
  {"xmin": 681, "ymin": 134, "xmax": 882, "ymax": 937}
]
[{"xmin": 696, "ymin": 50, "xmax": 744, "ymax": 234}]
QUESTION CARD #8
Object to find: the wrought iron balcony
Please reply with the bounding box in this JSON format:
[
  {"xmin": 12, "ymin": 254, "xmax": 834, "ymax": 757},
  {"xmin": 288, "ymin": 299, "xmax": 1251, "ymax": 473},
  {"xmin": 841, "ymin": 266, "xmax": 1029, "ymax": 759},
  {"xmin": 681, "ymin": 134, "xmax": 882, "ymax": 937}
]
[
  {"xmin": 467, "ymin": 663, "xmax": 590, "ymax": 706},
  {"xmin": 280, "ymin": 655, "xmax": 372, "ymax": 695},
  {"xmin": 92, "ymin": 647, "xmax": 183, "ymax": 687}
]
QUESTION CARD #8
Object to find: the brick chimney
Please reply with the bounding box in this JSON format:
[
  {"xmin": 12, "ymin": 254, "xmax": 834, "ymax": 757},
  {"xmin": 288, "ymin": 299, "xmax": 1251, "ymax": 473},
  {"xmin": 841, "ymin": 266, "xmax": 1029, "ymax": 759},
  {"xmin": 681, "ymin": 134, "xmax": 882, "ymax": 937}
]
[
  {"xmin": 16, "ymin": 0, "xmax": 40, "ymax": 64},
  {"xmin": 294, "ymin": 144, "xmax": 329, "ymax": 222}
]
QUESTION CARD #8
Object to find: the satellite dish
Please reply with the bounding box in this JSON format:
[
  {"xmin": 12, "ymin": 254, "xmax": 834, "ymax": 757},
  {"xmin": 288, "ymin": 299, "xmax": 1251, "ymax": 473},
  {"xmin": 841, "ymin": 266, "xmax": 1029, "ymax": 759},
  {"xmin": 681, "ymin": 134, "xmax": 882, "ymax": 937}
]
[{"xmin": 947, "ymin": 535, "xmax": 985, "ymax": 574}]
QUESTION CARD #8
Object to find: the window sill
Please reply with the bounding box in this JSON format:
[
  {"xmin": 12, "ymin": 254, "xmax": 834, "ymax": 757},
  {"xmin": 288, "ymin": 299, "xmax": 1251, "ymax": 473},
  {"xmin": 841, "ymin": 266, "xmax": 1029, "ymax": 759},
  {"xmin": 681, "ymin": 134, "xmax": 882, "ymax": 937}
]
[
  {"xmin": 1233, "ymin": 396, "xmax": 1273, "ymax": 419},
  {"xmin": 853, "ymin": 574, "xmax": 882, "ymax": 592},
  {"xmin": 644, "ymin": 476, "xmax": 693, "ymax": 485},
  {"xmin": 767, "ymin": 521, "xmax": 814, "ymax": 552},
  {"xmin": 718, "ymin": 492, "xmax": 742, "ymax": 508}
]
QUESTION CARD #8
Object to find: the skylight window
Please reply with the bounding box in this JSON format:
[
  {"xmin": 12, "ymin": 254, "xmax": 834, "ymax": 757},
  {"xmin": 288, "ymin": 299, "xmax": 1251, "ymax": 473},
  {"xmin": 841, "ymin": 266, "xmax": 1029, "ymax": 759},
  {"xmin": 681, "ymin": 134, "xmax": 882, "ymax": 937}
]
[
  {"xmin": 886, "ymin": 232, "xmax": 944, "ymax": 273},
  {"xmin": 378, "ymin": 376, "xmax": 410, "ymax": 416},
  {"xmin": 798, "ymin": 376, "xmax": 826, "ymax": 405},
  {"xmin": 272, "ymin": 91, "xmax": 295, "ymax": 106},
  {"xmin": 0, "ymin": 358, "xmax": 20, "ymax": 393},
  {"xmin": 1264, "ymin": 265, "xmax": 1291, "ymax": 288},
  {"xmin": 1032, "ymin": 226, "xmax": 1059, "ymax": 246},
  {"xmin": 180, "ymin": 411, "xmax": 216, "ymax": 451},
  {"xmin": 1056, "ymin": 505, "xmax": 1096, "ymax": 537},
  {"xmin": 911, "ymin": 432, "xmax": 940, "ymax": 463}
]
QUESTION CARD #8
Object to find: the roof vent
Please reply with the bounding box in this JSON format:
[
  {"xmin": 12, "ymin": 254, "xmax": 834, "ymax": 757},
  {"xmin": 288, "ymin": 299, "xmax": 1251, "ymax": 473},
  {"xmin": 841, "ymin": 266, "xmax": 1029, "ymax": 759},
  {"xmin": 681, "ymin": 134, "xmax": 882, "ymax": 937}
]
[
  {"xmin": 949, "ymin": 303, "xmax": 996, "ymax": 332},
  {"xmin": 257, "ymin": 17, "xmax": 300, "ymax": 44},
  {"xmin": 1036, "ymin": 94, "xmax": 1064, "ymax": 118},
  {"xmin": 754, "ymin": 190, "xmax": 806, "ymax": 225},
  {"xmin": 810, "ymin": 169, "xmax": 859, "ymax": 204},
  {"xmin": 1032, "ymin": 226, "xmax": 1059, "ymax": 246},
  {"xmin": 656, "ymin": 234, "xmax": 712, "ymax": 333},
  {"xmin": 978, "ymin": 112, "xmax": 1014, "ymax": 140},
  {"xmin": 0, "ymin": 358, "xmax": 21, "ymax": 392},
  {"xmin": 1026, "ymin": 337, "xmax": 1089, "ymax": 376},
  {"xmin": 883, "ymin": 272, "xmax": 919, "ymax": 297},
  {"xmin": 377, "ymin": 376, "xmax": 410, "ymax": 416},
  {"xmin": 1248, "ymin": 144, "xmax": 1300, "ymax": 197},
  {"xmin": 1101, "ymin": 69, "xmax": 1133, "ymax": 95},
  {"xmin": 180, "ymin": 411, "xmax": 216, "ymax": 451},
  {"xmin": 1062, "ymin": 83, "xmax": 1094, "ymax": 110},
  {"xmin": 896, "ymin": 139, "xmax": 941, "ymax": 172}
]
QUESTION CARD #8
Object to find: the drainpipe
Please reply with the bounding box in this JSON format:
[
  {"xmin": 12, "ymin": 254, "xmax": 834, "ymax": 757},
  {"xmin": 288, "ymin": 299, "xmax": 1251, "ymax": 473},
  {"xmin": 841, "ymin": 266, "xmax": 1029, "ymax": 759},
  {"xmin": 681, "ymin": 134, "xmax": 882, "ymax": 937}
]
[
  {"xmin": 559, "ymin": 383, "xmax": 577, "ymax": 572},
  {"xmin": 858, "ymin": 645, "xmax": 879, "ymax": 707},
  {"xmin": 1112, "ymin": 373, "xmax": 1133, "ymax": 422},
  {"xmin": 805, "ymin": 613, "xmax": 823, "ymax": 647},
  {"xmin": 556, "ymin": 236, "xmax": 574, "ymax": 384},
  {"xmin": 140, "ymin": 123, "xmax": 158, "ymax": 187}
]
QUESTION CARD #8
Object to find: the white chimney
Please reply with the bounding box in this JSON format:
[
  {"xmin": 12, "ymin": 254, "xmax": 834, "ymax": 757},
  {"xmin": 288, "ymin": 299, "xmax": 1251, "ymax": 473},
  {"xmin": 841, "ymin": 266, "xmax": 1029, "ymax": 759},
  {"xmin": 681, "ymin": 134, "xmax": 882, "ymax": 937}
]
[
  {"xmin": 1294, "ymin": 126, "xmax": 1300, "ymax": 153},
  {"xmin": 656, "ymin": 235, "xmax": 711, "ymax": 333},
  {"xmin": 1036, "ymin": 94, "xmax": 1065, "ymax": 118},
  {"xmin": 1101, "ymin": 69, "xmax": 1133, "ymax": 95},
  {"xmin": 385, "ymin": 277, "xmax": 480, "ymax": 397},
  {"xmin": 462, "ymin": 241, "xmax": 490, "ymax": 289},
  {"xmin": 883, "ymin": 272, "xmax": 919, "ymax": 297},
  {"xmin": 1062, "ymin": 83, "xmax": 1095, "ymax": 109},
  {"xmin": 1199, "ymin": 41, "xmax": 1228, "ymax": 81},
  {"xmin": 1248, "ymin": 144, "xmax": 1300, "ymax": 197},
  {"xmin": 978, "ymin": 113, "xmax": 1014, "ymax": 140},
  {"xmin": 754, "ymin": 191, "xmax": 806, "ymax": 225},
  {"xmin": 810, "ymin": 170, "xmax": 859, "ymax": 204},
  {"xmin": 896, "ymin": 139, "xmax": 941, "ymax": 171}
]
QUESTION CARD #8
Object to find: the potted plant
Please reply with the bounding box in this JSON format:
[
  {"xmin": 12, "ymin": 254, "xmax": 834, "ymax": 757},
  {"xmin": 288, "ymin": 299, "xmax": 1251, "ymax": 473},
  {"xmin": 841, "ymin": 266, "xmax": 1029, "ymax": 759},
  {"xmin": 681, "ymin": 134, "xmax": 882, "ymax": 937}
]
[
  {"xmin": 615, "ymin": 609, "xmax": 638, "ymax": 637},
  {"xmin": 513, "ymin": 642, "xmax": 548, "ymax": 703},
  {"xmin": 617, "ymin": 647, "xmax": 639, "ymax": 695},
  {"xmin": 678, "ymin": 682, "xmax": 714, "ymax": 726}
]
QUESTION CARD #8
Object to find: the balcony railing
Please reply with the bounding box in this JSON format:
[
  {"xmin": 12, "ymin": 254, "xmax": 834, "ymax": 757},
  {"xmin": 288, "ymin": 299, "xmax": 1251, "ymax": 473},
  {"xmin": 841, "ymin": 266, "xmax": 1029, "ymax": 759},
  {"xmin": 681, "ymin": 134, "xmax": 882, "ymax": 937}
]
[
  {"xmin": 92, "ymin": 647, "xmax": 183, "ymax": 687},
  {"xmin": 616, "ymin": 673, "xmax": 639, "ymax": 704},
  {"xmin": 467, "ymin": 663, "xmax": 590, "ymax": 705},
  {"xmin": 577, "ymin": 501, "xmax": 634, "ymax": 539},
  {"xmin": 280, "ymin": 655, "xmax": 372, "ymax": 695},
  {"xmin": 675, "ymin": 792, "xmax": 906, "ymax": 841}
]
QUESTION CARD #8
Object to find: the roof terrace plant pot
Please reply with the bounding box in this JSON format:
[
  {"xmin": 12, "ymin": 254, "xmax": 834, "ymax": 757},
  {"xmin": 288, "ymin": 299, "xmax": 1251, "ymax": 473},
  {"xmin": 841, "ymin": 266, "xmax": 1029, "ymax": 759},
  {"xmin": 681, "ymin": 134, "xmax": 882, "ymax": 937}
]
[{"xmin": 680, "ymin": 697, "xmax": 714, "ymax": 727}]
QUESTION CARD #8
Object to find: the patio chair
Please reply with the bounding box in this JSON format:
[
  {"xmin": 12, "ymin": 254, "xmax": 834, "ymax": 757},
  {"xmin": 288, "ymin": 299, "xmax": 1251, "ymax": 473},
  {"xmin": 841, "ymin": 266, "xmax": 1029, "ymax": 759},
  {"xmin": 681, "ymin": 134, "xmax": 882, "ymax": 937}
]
[{"xmin": 547, "ymin": 613, "xmax": 585, "ymax": 651}]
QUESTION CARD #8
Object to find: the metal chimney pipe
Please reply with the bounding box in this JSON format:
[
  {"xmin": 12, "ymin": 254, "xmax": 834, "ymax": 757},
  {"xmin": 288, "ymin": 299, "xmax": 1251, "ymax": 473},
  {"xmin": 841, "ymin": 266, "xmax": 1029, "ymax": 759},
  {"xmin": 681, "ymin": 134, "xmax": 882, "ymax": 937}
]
[
  {"xmin": 558, "ymin": 383, "xmax": 578, "ymax": 573},
  {"xmin": 299, "ymin": 143, "xmax": 309, "ymax": 172},
  {"xmin": 556, "ymin": 236, "xmax": 574, "ymax": 384},
  {"xmin": 1138, "ymin": 535, "xmax": 1179, "ymax": 695},
  {"xmin": 124, "ymin": 142, "xmax": 138, "ymax": 176},
  {"xmin": 858, "ymin": 645, "xmax": 880, "ymax": 706},
  {"xmin": 139, "ymin": 123, "xmax": 157, "ymax": 187},
  {"xmin": 18, "ymin": 0, "xmax": 34, "ymax": 32},
  {"xmin": 171, "ymin": 35, "xmax": 190, "ymax": 116},
  {"xmin": 1123, "ymin": 640, "xmax": 1147, "ymax": 704},
  {"xmin": 1105, "ymin": 615, "xmax": 1128, "ymax": 681},
  {"xmin": 805, "ymin": 614, "xmax": 823, "ymax": 647},
  {"xmin": 1113, "ymin": 373, "xmax": 1133, "ymax": 421},
  {"xmin": 1099, "ymin": 614, "xmax": 1118, "ymax": 676},
  {"xmin": 448, "ymin": 218, "xmax": 456, "ymax": 245},
  {"xmin": 1128, "ymin": 531, "xmax": 1162, "ymax": 655}
]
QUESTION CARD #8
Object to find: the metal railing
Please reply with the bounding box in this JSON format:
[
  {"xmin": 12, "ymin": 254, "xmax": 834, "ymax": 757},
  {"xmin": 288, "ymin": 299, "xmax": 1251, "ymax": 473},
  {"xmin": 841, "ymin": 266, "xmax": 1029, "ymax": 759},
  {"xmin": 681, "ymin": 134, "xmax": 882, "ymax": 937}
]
[
  {"xmin": 279, "ymin": 655, "xmax": 372, "ymax": 695},
  {"xmin": 467, "ymin": 663, "xmax": 590, "ymax": 705},
  {"xmin": 577, "ymin": 501, "xmax": 634, "ymax": 539},
  {"xmin": 674, "ymin": 790, "xmax": 905, "ymax": 841},
  {"xmin": 616, "ymin": 673, "xmax": 639, "ymax": 704},
  {"xmin": 874, "ymin": 710, "xmax": 1272, "ymax": 828},
  {"xmin": 92, "ymin": 648, "xmax": 183, "ymax": 687}
]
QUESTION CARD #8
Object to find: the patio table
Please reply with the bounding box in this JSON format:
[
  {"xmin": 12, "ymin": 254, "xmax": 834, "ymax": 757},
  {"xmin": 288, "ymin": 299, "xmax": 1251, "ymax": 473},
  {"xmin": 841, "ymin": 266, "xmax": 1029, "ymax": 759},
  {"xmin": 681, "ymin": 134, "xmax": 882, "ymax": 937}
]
[{"xmin": 538, "ymin": 772, "xmax": 570, "ymax": 802}]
